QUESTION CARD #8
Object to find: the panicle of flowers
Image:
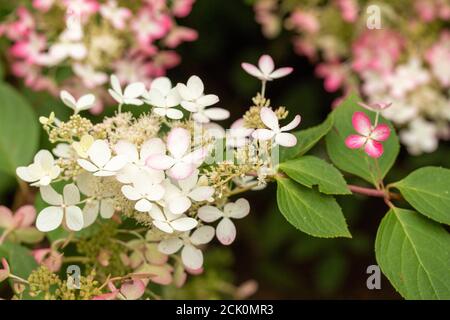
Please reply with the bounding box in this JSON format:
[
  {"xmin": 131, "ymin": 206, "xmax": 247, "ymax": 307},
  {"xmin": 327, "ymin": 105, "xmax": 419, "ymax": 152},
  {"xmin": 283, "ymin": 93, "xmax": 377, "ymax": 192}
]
[
  {"xmin": 0, "ymin": 0, "xmax": 198, "ymax": 113},
  {"xmin": 15, "ymin": 54, "xmax": 299, "ymax": 294},
  {"xmin": 252, "ymin": 0, "xmax": 450, "ymax": 155}
]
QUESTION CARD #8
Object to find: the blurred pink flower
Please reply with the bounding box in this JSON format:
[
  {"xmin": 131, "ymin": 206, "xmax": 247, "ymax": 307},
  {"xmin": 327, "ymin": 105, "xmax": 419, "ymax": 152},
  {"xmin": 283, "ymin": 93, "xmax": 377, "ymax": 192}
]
[
  {"xmin": 315, "ymin": 61, "xmax": 347, "ymax": 92},
  {"xmin": 0, "ymin": 258, "xmax": 10, "ymax": 282},
  {"xmin": 335, "ymin": 0, "xmax": 358, "ymax": 22},
  {"xmin": 425, "ymin": 31, "xmax": 450, "ymax": 87},
  {"xmin": 164, "ymin": 26, "xmax": 198, "ymax": 48},
  {"xmin": 32, "ymin": 248, "xmax": 63, "ymax": 272},
  {"xmin": 172, "ymin": 0, "xmax": 196, "ymax": 17},
  {"xmin": 287, "ymin": 10, "xmax": 320, "ymax": 33}
]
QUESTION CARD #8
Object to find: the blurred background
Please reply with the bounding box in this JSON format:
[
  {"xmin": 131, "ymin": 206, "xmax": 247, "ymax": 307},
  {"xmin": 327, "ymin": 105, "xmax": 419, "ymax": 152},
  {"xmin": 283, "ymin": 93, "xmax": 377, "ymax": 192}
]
[{"xmin": 1, "ymin": 0, "xmax": 449, "ymax": 299}]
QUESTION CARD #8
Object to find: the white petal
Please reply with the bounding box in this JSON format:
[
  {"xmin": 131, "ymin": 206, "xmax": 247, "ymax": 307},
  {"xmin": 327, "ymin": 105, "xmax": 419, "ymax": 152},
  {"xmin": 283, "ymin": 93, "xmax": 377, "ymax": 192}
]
[
  {"xmin": 167, "ymin": 127, "xmax": 190, "ymax": 158},
  {"xmin": 198, "ymin": 205, "xmax": 223, "ymax": 222},
  {"xmin": 166, "ymin": 108, "xmax": 183, "ymax": 120},
  {"xmin": 76, "ymin": 94, "xmax": 95, "ymax": 111},
  {"xmin": 40, "ymin": 185, "xmax": 63, "ymax": 206},
  {"xmin": 88, "ymin": 140, "xmax": 111, "ymax": 167},
  {"xmin": 110, "ymin": 75, "xmax": 122, "ymax": 95},
  {"xmin": 180, "ymin": 100, "xmax": 198, "ymax": 112},
  {"xmin": 177, "ymin": 169, "xmax": 199, "ymax": 193},
  {"xmin": 275, "ymin": 132, "xmax": 297, "ymax": 147},
  {"xmin": 65, "ymin": 206, "xmax": 84, "ymax": 231},
  {"xmin": 204, "ymin": 108, "xmax": 230, "ymax": 121},
  {"xmin": 216, "ymin": 217, "xmax": 236, "ymax": 245},
  {"xmin": 186, "ymin": 75, "xmax": 204, "ymax": 99},
  {"xmin": 280, "ymin": 115, "xmax": 301, "ymax": 132},
  {"xmin": 177, "ymin": 83, "xmax": 195, "ymax": 101},
  {"xmin": 140, "ymin": 138, "xmax": 166, "ymax": 160},
  {"xmin": 181, "ymin": 244, "xmax": 203, "ymax": 270},
  {"xmin": 100, "ymin": 199, "xmax": 115, "ymax": 219},
  {"xmin": 135, "ymin": 199, "xmax": 153, "ymax": 212},
  {"xmin": 260, "ymin": 107, "xmax": 279, "ymax": 131},
  {"xmin": 170, "ymin": 217, "xmax": 198, "ymax": 232},
  {"xmin": 150, "ymin": 77, "xmax": 172, "ymax": 95},
  {"xmin": 16, "ymin": 167, "xmax": 37, "ymax": 183},
  {"xmin": 60, "ymin": 90, "xmax": 76, "ymax": 109},
  {"xmin": 252, "ymin": 129, "xmax": 275, "ymax": 141},
  {"xmin": 103, "ymin": 155, "xmax": 128, "ymax": 172},
  {"xmin": 124, "ymin": 82, "xmax": 146, "ymax": 99},
  {"xmin": 168, "ymin": 195, "xmax": 191, "ymax": 215},
  {"xmin": 114, "ymin": 141, "xmax": 139, "ymax": 163},
  {"xmin": 158, "ymin": 238, "xmax": 183, "ymax": 254},
  {"xmin": 121, "ymin": 185, "xmax": 141, "ymax": 201},
  {"xmin": 36, "ymin": 207, "xmax": 63, "ymax": 232},
  {"xmin": 83, "ymin": 201, "xmax": 99, "ymax": 228},
  {"xmin": 146, "ymin": 154, "xmax": 176, "ymax": 170},
  {"xmin": 192, "ymin": 112, "xmax": 210, "ymax": 123},
  {"xmin": 124, "ymin": 98, "xmax": 144, "ymax": 106},
  {"xmin": 258, "ymin": 54, "xmax": 275, "ymax": 76},
  {"xmin": 76, "ymin": 172, "xmax": 95, "ymax": 196},
  {"xmin": 241, "ymin": 63, "xmax": 265, "ymax": 79},
  {"xmin": 190, "ymin": 225, "xmax": 215, "ymax": 245},
  {"xmin": 197, "ymin": 94, "xmax": 219, "ymax": 107},
  {"xmin": 225, "ymin": 198, "xmax": 250, "ymax": 219},
  {"xmin": 63, "ymin": 183, "xmax": 80, "ymax": 206},
  {"xmin": 35, "ymin": 150, "xmax": 55, "ymax": 171},
  {"xmin": 269, "ymin": 67, "xmax": 293, "ymax": 79},
  {"xmin": 188, "ymin": 186, "xmax": 214, "ymax": 202},
  {"xmin": 168, "ymin": 162, "xmax": 195, "ymax": 180},
  {"xmin": 153, "ymin": 220, "xmax": 174, "ymax": 233},
  {"xmin": 148, "ymin": 205, "xmax": 165, "ymax": 221},
  {"xmin": 77, "ymin": 159, "xmax": 98, "ymax": 172},
  {"xmin": 108, "ymin": 88, "xmax": 123, "ymax": 104}
]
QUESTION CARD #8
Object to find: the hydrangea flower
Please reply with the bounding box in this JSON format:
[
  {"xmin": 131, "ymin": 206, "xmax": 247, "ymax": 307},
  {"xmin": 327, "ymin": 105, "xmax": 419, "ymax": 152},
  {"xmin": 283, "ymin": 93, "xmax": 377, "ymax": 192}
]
[
  {"xmin": 37, "ymin": 184, "xmax": 84, "ymax": 232},
  {"xmin": 241, "ymin": 54, "xmax": 293, "ymax": 81},
  {"xmin": 252, "ymin": 107, "xmax": 301, "ymax": 147},
  {"xmin": 121, "ymin": 172, "xmax": 165, "ymax": 212},
  {"xmin": 345, "ymin": 111, "xmax": 391, "ymax": 158},
  {"xmin": 198, "ymin": 198, "xmax": 250, "ymax": 245},
  {"xmin": 149, "ymin": 205, "xmax": 198, "ymax": 234},
  {"xmin": 108, "ymin": 75, "xmax": 146, "ymax": 106},
  {"xmin": 143, "ymin": 77, "xmax": 183, "ymax": 120},
  {"xmin": 16, "ymin": 150, "xmax": 60, "ymax": 186},
  {"xmin": 60, "ymin": 90, "xmax": 95, "ymax": 114},
  {"xmin": 77, "ymin": 140, "xmax": 127, "ymax": 176}
]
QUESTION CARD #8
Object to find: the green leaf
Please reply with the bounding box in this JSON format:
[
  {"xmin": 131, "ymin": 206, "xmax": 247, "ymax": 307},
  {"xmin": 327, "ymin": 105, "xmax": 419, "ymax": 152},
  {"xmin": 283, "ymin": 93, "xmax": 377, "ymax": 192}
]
[
  {"xmin": 325, "ymin": 94, "xmax": 399, "ymax": 186},
  {"xmin": 276, "ymin": 178, "xmax": 351, "ymax": 238},
  {"xmin": 279, "ymin": 156, "xmax": 351, "ymax": 195},
  {"xmin": 280, "ymin": 114, "xmax": 333, "ymax": 162},
  {"xmin": 0, "ymin": 242, "xmax": 38, "ymax": 279},
  {"xmin": 393, "ymin": 167, "xmax": 450, "ymax": 225},
  {"xmin": 0, "ymin": 83, "xmax": 39, "ymax": 176},
  {"xmin": 375, "ymin": 207, "xmax": 450, "ymax": 299}
]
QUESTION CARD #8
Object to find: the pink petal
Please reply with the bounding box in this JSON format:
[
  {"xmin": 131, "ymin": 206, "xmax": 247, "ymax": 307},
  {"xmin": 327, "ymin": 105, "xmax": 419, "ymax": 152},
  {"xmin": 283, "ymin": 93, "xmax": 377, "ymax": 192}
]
[
  {"xmin": 216, "ymin": 217, "xmax": 236, "ymax": 245},
  {"xmin": 260, "ymin": 107, "xmax": 279, "ymax": 131},
  {"xmin": 258, "ymin": 54, "xmax": 275, "ymax": 76},
  {"xmin": 0, "ymin": 206, "xmax": 13, "ymax": 229},
  {"xmin": 167, "ymin": 127, "xmax": 190, "ymax": 158},
  {"xmin": 270, "ymin": 67, "xmax": 293, "ymax": 79},
  {"xmin": 146, "ymin": 154, "xmax": 175, "ymax": 170},
  {"xmin": 275, "ymin": 133, "xmax": 297, "ymax": 147},
  {"xmin": 241, "ymin": 63, "xmax": 264, "ymax": 79},
  {"xmin": 183, "ymin": 148, "xmax": 207, "ymax": 166},
  {"xmin": 13, "ymin": 205, "xmax": 36, "ymax": 228},
  {"xmin": 345, "ymin": 135, "xmax": 366, "ymax": 149},
  {"xmin": 280, "ymin": 115, "xmax": 301, "ymax": 132},
  {"xmin": 364, "ymin": 140, "xmax": 384, "ymax": 158},
  {"xmin": 120, "ymin": 279, "xmax": 146, "ymax": 300},
  {"xmin": 371, "ymin": 124, "xmax": 391, "ymax": 142},
  {"xmin": 168, "ymin": 162, "xmax": 195, "ymax": 180},
  {"xmin": 352, "ymin": 112, "xmax": 372, "ymax": 136}
]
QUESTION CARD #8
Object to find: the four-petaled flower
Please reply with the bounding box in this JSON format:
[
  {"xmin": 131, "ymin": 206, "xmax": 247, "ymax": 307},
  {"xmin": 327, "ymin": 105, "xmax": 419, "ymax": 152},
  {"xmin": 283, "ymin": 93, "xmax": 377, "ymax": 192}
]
[
  {"xmin": 60, "ymin": 90, "xmax": 95, "ymax": 114},
  {"xmin": 108, "ymin": 75, "xmax": 145, "ymax": 106},
  {"xmin": 121, "ymin": 172, "xmax": 165, "ymax": 212},
  {"xmin": 146, "ymin": 127, "xmax": 207, "ymax": 180},
  {"xmin": 149, "ymin": 205, "xmax": 198, "ymax": 234},
  {"xmin": 143, "ymin": 77, "xmax": 183, "ymax": 120},
  {"xmin": 16, "ymin": 150, "xmax": 61, "ymax": 186},
  {"xmin": 241, "ymin": 54, "xmax": 293, "ymax": 81},
  {"xmin": 345, "ymin": 111, "xmax": 391, "ymax": 158},
  {"xmin": 252, "ymin": 107, "xmax": 301, "ymax": 147},
  {"xmin": 198, "ymin": 198, "xmax": 250, "ymax": 245},
  {"xmin": 37, "ymin": 184, "xmax": 84, "ymax": 232},
  {"xmin": 77, "ymin": 140, "xmax": 127, "ymax": 176}
]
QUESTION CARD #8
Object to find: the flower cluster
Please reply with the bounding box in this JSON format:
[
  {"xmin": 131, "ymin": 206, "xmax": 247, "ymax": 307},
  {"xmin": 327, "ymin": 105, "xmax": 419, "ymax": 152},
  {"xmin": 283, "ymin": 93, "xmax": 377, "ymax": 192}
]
[
  {"xmin": 14, "ymin": 55, "xmax": 299, "ymax": 295},
  {"xmin": 253, "ymin": 0, "xmax": 450, "ymax": 154},
  {"xmin": 0, "ymin": 0, "xmax": 198, "ymax": 113}
]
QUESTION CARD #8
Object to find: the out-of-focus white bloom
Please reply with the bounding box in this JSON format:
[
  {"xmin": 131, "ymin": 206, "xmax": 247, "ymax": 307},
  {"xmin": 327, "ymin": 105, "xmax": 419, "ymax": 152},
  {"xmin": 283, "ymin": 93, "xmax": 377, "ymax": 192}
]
[
  {"xmin": 37, "ymin": 184, "xmax": 83, "ymax": 232},
  {"xmin": 146, "ymin": 127, "xmax": 207, "ymax": 180},
  {"xmin": 387, "ymin": 58, "xmax": 430, "ymax": 98},
  {"xmin": 378, "ymin": 98, "xmax": 418, "ymax": 125},
  {"xmin": 400, "ymin": 118, "xmax": 439, "ymax": 155},
  {"xmin": 149, "ymin": 205, "xmax": 198, "ymax": 234},
  {"xmin": 16, "ymin": 150, "xmax": 60, "ymax": 186},
  {"xmin": 177, "ymin": 75, "xmax": 229, "ymax": 123},
  {"xmin": 158, "ymin": 226, "xmax": 215, "ymax": 270},
  {"xmin": 252, "ymin": 107, "xmax": 301, "ymax": 147},
  {"xmin": 108, "ymin": 75, "xmax": 146, "ymax": 106},
  {"xmin": 241, "ymin": 54, "xmax": 293, "ymax": 81},
  {"xmin": 198, "ymin": 198, "xmax": 250, "ymax": 245},
  {"xmin": 121, "ymin": 172, "xmax": 165, "ymax": 212},
  {"xmin": 60, "ymin": 90, "xmax": 95, "ymax": 114},
  {"xmin": 99, "ymin": 0, "xmax": 131, "ymax": 30},
  {"xmin": 143, "ymin": 77, "xmax": 183, "ymax": 120},
  {"xmin": 77, "ymin": 140, "xmax": 127, "ymax": 176},
  {"xmin": 73, "ymin": 63, "xmax": 108, "ymax": 89},
  {"xmin": 76, "ymin": 172, "xmax": 115, "ymax": 227},
  {"xmin": 226, "ymin": 118, "xmax": 254, "ymax": 148},
  {"xmin": 52, "ymin": 143, "xmax": 72, "ymax": 159}
]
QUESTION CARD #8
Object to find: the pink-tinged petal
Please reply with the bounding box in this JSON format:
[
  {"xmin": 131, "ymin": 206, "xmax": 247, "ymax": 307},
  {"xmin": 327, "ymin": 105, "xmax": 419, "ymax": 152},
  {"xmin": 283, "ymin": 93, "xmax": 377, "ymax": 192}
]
[
  {"xmin": 181, "ymin": 244, "xmax": 203, "ymax": 270},
  {"xmin": 270, "ymin": 67, "xmax": 293, "ymax": 79},
  {"xmin": 198, "ymin": 205, "xmax": 223, "ymax": 223},
  {"xmin": 0, "ymin": 206, "xmax": 14, "ymax": 229},
  {"xmin": 275, "ymin": 133, "xmax": 297, "ymax": 147},
  {"xmin": 352, "ymin": 112, "xmax": 372, "ymax": 136},
  {"xmin": 252, "ymin": 129, "xmax": 275, "ymax": 141},
  {"xmin": 345, "ymin": 135, "xmax": 366, "ymax": 149},
  {"xmin": 120, "ymin": 279, "xmax": 146, "ymax": 300},
  {"xmin": 183, "ymin": 148, "xmax": 207, "ymax": 166},
  {"xmin": 241, "ymin": 63, "xmax": 264, "ymax": 79},
  {"xmin": 258, "ymin": 55, "xmax": 275, "ymax": 76},
  {"xmin": 145, "ymin": 154, "xmax": 175, "ymax": 170},
  {"xmin": 168, "ymin": 162, "xmax": 195, "ymax": 180},
  {"xmin": 1, "ymin": 258, "xmax": 9, "ymax": 272},
  {"xmin": 216, "ymin": 217, "xmax": 236, "ymax": 245},
  {"xmin": 364, "ymin": 140, "xmax": 384, "ymax": 158},
  {"xmin": 167, "ymin": 127, "xmax": 190, "ymax": 158},
  {"xmin": 13, "ymin": 205, "xmax": 36, "ymax": 228},
  {"xmin": 260, "ymin": 107, "xmax": 279, "ymax": 131},
  {"xmin": 280, "ymin": 115, "xmax": 301, "ymax": 132},
  {"xmin": 371, "ymin": 124, "xmax": 391, "ymax": 142},
  {"xmin": 32, "ymin": 248, "xmax": 51, "ymax": 264}
]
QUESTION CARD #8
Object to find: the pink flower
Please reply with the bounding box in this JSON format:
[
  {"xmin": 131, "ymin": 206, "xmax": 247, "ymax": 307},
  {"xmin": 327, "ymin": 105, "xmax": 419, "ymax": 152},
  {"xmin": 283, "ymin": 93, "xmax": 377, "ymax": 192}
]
[
  {"xmin": 33, "ymin": 0, "xmax": 55, "ymax": 12},
  {"xmin": 99, "ymin": 0, "xmax": 132, "ymax": 30},
  {"xmin": 146, "ymin": 128, "xmax": 207, "ymax": 180},
  {"xmin": 287, "ymin": 10, "xmax": 320, "ymax": 33},
  {"xmin": 0, "ymin": 205, "xmax": 43, "ymax": 244},
  {"xmin": 345, "ymin": 112, "xmax": 391, "ymax": 158},
  {"xmin": 335, "ymin": 0, "xmax": 358, "ymax": 22},
  {"xmin": 172, "ymin": 0, "xmax": 195, "ymax": 18},
  {"xmin": 132, "ymin": 10, "xmax": 172, "ymax": 46},
  {"xmin": 164, "ymin": 26, "xmax": 198, "ymax": 48},
  {"xmin": 315, "ymin": 61, "xmax": 347, "ymax": 92},
  {"xmin": 93, "ymin": 278, "xmax": 146, "ymax": 300},
  {"xmin": 425, "ymin": 31, "xmax": 450, "ymax": 87},
  {"xmin": 5, "ymin": 7, "xmax": 35, "ymax": 40},
  {"xmin": 241, "ymin": 54, "xmax": 293, "ymax": 81},
  {"xmin": 32, "ymin": 248, "xmax": 63, "ymax": 272}
]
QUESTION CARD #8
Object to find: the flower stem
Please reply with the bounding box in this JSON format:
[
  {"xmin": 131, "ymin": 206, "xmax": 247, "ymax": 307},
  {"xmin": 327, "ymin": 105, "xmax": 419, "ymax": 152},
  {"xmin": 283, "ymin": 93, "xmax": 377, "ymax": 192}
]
[
  {"xmin": 348, "ymin": 184, "xmax": 401, "ymax": 200},
  {"xmin": 261, "ymin": 80, "xmax": 266, "ymax": 98}
]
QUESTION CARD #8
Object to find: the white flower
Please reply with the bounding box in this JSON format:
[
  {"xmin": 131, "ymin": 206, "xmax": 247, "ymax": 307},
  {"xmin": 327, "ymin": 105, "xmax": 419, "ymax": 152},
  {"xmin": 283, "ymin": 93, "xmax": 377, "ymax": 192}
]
[
  {"xmin": 252, "ymin": 107, "xmax": 301, "ymax": 147},
  {"xmin": 146, "ymin": 127, "xmax": 207, "ymax": 180},
  {"xmin": 16, "ymin": 150, "xmax": 61, "ymax": 186},
  {"xmin": 226, "ymin": 118, "xmax": 254, "ymax": 148},
  {"xmin": 143, "ymin": 77, "xmax": 183, "ymax": 120},
  {"xmin": 60, "ymin": 90, "xmax": 95, "ymax": 114},
  {"xmin": 161, "ymin": 170, "xmax": 215, "ymax": 215},
  {"xmin": 113, "ymin": 138, "xmax": 166, "ymax": 184},
  {"xmin": 198, "ymin": 198, "xmax": 250, "ymax": 245},
  {"xmin": 241, "ymin": 54, "xmax": 293, "ymax": 81},
  {"xmin": 121, "ymin": 172, "xmax": 165, "ymax": 212},
  {"xmin": 400, "ymin": 118, "xmax": 439, "ymax": 155},
  {"xmin": 36, "ymin": 184, "xmax": 84, "ymax": 232},
  {"xmin": 149, "ymin": 205, "xmax": 198, "ymax": 234},
  {"xmin": 108, "ymin": 75, "xmax": 145, "ymax": 106},
  {"xmin": 177, "ymin": 75, "xmax": 229, "ymax": 123},
  {"xmin": 76, "ymin": 172, "xmax": 115, "ymax": 228},
  {"xmin": 52, "ymin": 143, "xmax": 72, "ymax": 159},
  {"xmin": 77, "ymin": 140, "xmax": 127, "ymax": 176},
  {"xmin": 158, "ymin": 226, "xmax": 215, "ymax": 270},
  {"xmin": 386, "ymin": 58, "xmax": 430, "ymax": 98},
  {"xmin": 73, "ymin": 63, "xmax": 108, "ymax": 89}
]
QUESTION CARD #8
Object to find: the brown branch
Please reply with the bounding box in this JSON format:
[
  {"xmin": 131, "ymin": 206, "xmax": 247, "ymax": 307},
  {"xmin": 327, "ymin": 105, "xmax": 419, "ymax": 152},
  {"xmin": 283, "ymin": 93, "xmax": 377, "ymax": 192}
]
[{"xmin": 348, "ymin": 184, "xmax": 401, "ymax": 200}]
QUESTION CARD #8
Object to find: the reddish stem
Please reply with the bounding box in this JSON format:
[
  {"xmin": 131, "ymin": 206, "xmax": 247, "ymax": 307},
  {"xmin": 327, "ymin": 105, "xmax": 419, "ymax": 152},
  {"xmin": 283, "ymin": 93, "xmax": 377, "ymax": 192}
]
[{"xmin": 348, "ymin": 184, "xmax": 401, "ymax": 200}]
